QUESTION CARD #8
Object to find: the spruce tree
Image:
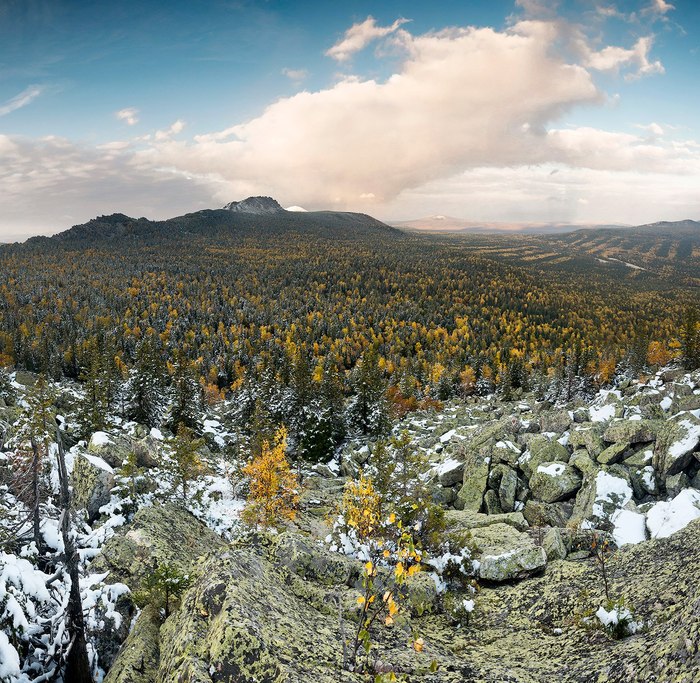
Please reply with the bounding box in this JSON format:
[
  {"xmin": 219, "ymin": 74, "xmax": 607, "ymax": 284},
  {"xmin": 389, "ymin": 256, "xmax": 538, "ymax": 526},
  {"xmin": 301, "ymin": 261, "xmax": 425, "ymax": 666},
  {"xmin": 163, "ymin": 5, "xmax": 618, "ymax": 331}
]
[
  {"xmin": 347, "ymin": 345, "xmax": 389, "ymax": 437},
  {"xmin": 129, "ymin": 336, "xmax": 166, "ymax": 428},
  {"xmin": 682, "ymin": 307, "xmax": 699, "ymax": 370},
  {"xmin": 170, "ymin": 355, "xmax": 203, "ymax": 434}
]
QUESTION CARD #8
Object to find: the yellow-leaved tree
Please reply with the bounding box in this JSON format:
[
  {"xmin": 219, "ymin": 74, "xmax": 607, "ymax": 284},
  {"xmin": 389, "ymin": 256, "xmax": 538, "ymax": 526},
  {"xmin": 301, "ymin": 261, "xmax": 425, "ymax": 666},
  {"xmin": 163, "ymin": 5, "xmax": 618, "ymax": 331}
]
[{"xmin": 242, "ymin": 427, "xmax": 299, "ymax": 528}]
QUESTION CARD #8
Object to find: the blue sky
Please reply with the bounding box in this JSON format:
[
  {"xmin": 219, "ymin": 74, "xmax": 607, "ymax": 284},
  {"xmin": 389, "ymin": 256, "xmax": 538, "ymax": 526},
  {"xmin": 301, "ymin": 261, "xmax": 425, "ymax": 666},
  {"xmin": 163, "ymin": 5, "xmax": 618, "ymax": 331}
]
[{"xmin": 0, "ymin": 0, "xmax": 698, "ymax": 239}]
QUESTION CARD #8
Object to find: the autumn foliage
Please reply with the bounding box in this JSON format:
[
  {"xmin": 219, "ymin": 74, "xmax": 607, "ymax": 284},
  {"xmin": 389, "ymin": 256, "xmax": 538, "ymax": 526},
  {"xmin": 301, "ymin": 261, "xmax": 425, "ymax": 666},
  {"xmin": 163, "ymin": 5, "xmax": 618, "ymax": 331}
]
[{"xmin": 242, "ymin": 427, "xmax": 299, "ymax": 528}]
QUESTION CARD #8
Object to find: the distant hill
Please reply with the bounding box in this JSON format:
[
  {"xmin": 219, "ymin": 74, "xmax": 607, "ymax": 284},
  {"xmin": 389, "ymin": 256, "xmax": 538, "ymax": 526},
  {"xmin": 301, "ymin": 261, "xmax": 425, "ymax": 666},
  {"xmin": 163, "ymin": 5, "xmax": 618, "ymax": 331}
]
[
  {"xmin": 391, "ymin": 216, "xmax": 629, "ymax": 234},
  {"xmin": 19, "ymin": 197, "xmax": 399, "ymax": 248}
]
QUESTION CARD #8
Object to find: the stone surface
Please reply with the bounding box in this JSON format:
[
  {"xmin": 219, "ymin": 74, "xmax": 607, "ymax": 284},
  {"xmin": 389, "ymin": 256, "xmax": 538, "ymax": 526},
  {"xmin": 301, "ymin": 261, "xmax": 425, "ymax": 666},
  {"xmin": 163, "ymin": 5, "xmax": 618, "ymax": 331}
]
[
  {"xmin": 603, "ymin": 419, "xmax": 660, "ymax": 445},
  {"xmin": 103, "ymin": 606, "xmax": 160, "ymax": 683},
  {"xmin": 72, "ymin": 452, "xmax": 115, "ymax": 522},
  {"xmin": 529, "ymin": 463, "xmax": 582, "ymax": 503},
  {"xmin": 455, "ymin": 447, "xmax": 490, "ymax": 512},
  {"xmin": 471, "ymin": 523, "xmax": 547, "ymax": 582}
]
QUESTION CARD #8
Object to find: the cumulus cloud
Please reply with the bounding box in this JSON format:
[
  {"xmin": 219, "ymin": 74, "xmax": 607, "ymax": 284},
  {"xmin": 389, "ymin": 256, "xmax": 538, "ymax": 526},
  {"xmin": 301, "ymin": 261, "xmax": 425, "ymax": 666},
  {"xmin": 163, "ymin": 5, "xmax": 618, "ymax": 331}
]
[
  {"xmin": 144, "ymin": 21, "xmax": 606, "ymax": 209},
  {"xmin": 325, "ymin": 16, "xmax": 409, "ymax": 62},
  {"xmin": 0, "ymin": 85, "xmax": 43, "ymax": 116},
  {"xmin": 116, "ymin": 107, "xmax": 139, "ymax": 125},
  {"xmin": 1, "ymin": 11, "xmax": 697, "ymax": 237}
]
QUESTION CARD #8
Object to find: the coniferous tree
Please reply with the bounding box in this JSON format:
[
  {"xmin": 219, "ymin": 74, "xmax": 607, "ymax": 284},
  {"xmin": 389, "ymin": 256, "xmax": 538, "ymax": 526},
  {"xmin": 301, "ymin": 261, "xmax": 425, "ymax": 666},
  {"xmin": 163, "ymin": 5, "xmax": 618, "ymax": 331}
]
[
  {"xmin": 129, "ymin": 335, "xmax": 166, "ymax": 428},
  {"xmin": 169, "ymin": 424, "xmax": 206, "ymax": 501},
  {"xmin": 681, "ymin": 307, "xmax": 700, "ymax": 370},
  {"xmin": 347, "ymin": 345, "xmax": 389, "ymax": 437},
  {"xmin": 0, "ymin": 367, "xmax": 16, "ymax": 412},
  {"xmin": 169, "ymin": 354, "xmax": 203, "ymax": 434}
]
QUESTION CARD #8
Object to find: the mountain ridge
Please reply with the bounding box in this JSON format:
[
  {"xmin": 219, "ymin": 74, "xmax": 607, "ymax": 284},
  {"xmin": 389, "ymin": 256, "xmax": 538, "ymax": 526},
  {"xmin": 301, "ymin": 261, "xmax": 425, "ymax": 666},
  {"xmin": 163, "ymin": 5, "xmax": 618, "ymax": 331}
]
[{"xmin": 17, "ymin": 197, "xmax": 400, "ymax": 247}]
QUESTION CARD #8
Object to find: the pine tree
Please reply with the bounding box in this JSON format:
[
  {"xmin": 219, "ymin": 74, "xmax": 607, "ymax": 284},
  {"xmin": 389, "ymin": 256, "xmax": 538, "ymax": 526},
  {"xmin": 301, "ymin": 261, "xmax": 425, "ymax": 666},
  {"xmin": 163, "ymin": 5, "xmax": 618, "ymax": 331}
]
[
  {"xmin": 681, "ymin": 307, "xmax": 699, "ymax": 370},
  {"xmin": 0, "ymin": 367, "xmax": 16, "ymax": 406},
  {"xmin": 169, "ymin": 355, "xmax": 203, "ymax": 434},
  {"xmin": 347, "ymin": 345, "xmax": 389, "ymax": 437},
  {"xmin": 129, "ymin": 336, "xmax": 166, "ymax": 428},
  {"xmin": 169, "ymin": 424, "xmax": 206, "ymax": 501}
]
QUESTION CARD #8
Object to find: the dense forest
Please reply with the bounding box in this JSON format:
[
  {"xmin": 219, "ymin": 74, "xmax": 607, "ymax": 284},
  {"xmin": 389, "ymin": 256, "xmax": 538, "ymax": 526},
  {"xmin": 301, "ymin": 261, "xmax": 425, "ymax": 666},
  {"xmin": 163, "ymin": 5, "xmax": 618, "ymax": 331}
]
[{"xmin": 1, "ymin": 208, "xmax": 698, "ymax": 457}]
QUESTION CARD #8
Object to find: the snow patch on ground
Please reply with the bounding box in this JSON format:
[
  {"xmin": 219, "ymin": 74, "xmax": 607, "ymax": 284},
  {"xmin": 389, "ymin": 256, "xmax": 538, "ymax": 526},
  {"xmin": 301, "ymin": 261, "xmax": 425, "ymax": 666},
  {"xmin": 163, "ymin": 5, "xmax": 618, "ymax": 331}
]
[{"xmin": 646, "ymin": 489, "xmax": 700, "ymax": 539}]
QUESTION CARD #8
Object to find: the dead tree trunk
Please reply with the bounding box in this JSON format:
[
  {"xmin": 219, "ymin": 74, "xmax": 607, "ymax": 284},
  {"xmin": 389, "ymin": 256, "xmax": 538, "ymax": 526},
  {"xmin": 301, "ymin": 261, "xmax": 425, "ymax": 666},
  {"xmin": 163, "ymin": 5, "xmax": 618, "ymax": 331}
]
[
  {"xmin": 56, "ymin": 427, "xmax": 93, "ymax": 683},
  {"xmin": 30, "ymin": 437, "xmax": 42, "ymax": 553}
]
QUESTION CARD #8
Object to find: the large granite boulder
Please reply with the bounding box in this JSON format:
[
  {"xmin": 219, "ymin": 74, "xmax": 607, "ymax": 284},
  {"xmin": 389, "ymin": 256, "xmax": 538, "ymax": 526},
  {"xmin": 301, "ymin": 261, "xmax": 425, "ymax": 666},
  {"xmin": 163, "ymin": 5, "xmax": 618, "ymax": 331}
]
[{"xmin": 529, "ymin": 462, "xmax": 582, "ymax": 503}]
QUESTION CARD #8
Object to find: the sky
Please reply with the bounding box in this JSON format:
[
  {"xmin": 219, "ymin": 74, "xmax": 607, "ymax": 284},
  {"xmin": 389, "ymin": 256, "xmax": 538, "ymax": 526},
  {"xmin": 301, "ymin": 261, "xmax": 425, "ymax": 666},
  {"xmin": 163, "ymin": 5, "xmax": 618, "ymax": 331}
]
[{"xmin": 0, "ymin": 0, "xmax": 699, "ymax": 240}]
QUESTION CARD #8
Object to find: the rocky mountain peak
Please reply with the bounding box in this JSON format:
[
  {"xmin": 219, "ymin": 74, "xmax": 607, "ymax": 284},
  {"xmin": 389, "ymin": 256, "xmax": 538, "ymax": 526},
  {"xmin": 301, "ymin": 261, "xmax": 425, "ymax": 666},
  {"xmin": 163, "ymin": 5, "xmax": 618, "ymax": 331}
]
[{"xmin": 222, "ymin": 196, "xmax": 284, "ymax": 214}]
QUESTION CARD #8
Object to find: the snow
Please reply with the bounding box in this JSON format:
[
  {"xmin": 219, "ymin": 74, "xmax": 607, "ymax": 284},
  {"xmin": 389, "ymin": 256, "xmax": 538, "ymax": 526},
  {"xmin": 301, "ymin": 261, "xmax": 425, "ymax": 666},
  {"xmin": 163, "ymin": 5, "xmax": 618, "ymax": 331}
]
[
  {"xmin": 660, "ymin": 396, "xmax": 673, "ymax": 411},
  {"xmin": 82, "ymin": 452, "xmax": 115, "ymax": 474},
  {"xmin": 537, "ymin": 463, "xmax": 566, "ymax": 477},
  {"xmin": 611, "ymin": 509, "xmax": 647, "ymax": 545},
  {"xmin": 591, "ymin": 471, "xmax": 633, "ymax": 519},
  {"xmin": 667, "ymin": 419, "xmax": 700, "ymax": 461},
  {"xmin": 0, "ymin": 631, "xmax": 20, "ymax": 677},
  {"xmin": 90, "ymin": 431, "xmax": 112, "ymax": 447},
  {"xmin": 495, "ymin": 440, "xmax": 520, "ymax": 453},
  {"xmin": 149, "ymin": 427, "xmax": 164, "ymax": 440},
  {"xmin": 41, "ymin": 518, "xmax": 65, "ymax": 552},
  {"xmin": 433, "ymin": 458, "xmax": 462, "ymax": 476},
  {"xmin": 590, "ymin": 403, "xmax": 616, "ymax": 422},
  {"xmin": 440, "ymin": 429, "xmax": 456, "ymax": 443},
  {"xmin": 640, "ymin": 466, "xmax": 656, "ymax": 492},
  {"xmin": 646, "ymin": 489, "xmax": 700, "ymax": 539}
]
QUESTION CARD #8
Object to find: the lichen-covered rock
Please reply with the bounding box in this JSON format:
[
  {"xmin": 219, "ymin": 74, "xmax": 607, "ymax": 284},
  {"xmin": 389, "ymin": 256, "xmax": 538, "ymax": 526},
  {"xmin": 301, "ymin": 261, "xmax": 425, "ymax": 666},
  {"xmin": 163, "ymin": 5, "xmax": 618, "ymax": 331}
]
[
  {"xmin": 484, "ymin": 488, "xmax": 503, "ymax": 515},
  {"xmin": 538, "ymin": 409, "xmax": 571, "ymax": 435},
  {"xmin": 569, "ymin": 449, "xmax": 597, "ymax": 475},
  {"xmin": 542, "ymin": 527, "xmax": 567, "ymax": 561},
  {"xmin": 529, "ymin": 462, "xmax": 582, "ymax": 503},
  {"xmin": 271, "ymin": 533, "xmax": 360, "ymax": 586},
  {"xmin": 434, "ymin": 457, "xmax": 464, "ymax": 487},
  {"xmin": 523, "ymin": 500, "xmax": 570, "ymax": 528},
  {"xmin": 568, "ymin": 423, "xmax": 605, "ymax": 458},
  {"xmin": 91, "ymin": 503, "xmax": 226, "ymax": 588},
  {"xmin": 654, "ymin": 413, "xmax": 700, "ymax": 477},
  {"xmin": 498, "ymin": 466, "xmax": 518, "ymax": 512},
  {"xmin": 472, "ymin": 523, "xmax": 547, "ymax": 582},
  {"xmin": 571, "ymin": 469, "xmax": 633, "ymax": 526},
  {"xmin": 455, "ymin": 447, "xmax": 490, "ymax": 512},
  {"xmin": 103, "ymin": 605, "xmax": 160, "ymax": 683},
  {"xmin": 596, "ymin": 441, "xmax": 629, "ymax": 465},
  {"xmin": 445, "ymin": 509, "xmax": 529, "ymax": 532},
  {"xmin": 602, "ymin": 419, "xmax": 660, "ymax": 445},
  {"xmin": 404, "ymin": 571, "xmax": 440, "ymax": 616},
  {"xmin": 519, "ymin": 436, "xmax": 569, "ymax": 477},
  {"xmin": 72, "ymin": 452, "xmax": 115, "ymax": 522}
]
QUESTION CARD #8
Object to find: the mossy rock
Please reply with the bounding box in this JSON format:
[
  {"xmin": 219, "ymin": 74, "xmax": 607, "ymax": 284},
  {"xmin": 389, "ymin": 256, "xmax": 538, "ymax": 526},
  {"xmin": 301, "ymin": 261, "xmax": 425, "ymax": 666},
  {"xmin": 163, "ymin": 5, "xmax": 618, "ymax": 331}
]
[
  {"xmin": 103, "ymin": 605, "xmax": 160, "ymax": 683},
  {"xmin": 72, "ymin": 452, "xmax": 116, "ymax": 522},
  {"xmin": 90, "ymin": 503, "xmax": 226, "ymax": 589},
  {"xmin": 568, "ymin": 424, "xmax": 605, "ymax": 458},
  {"xmin": 529, "ymin": 463, "xmax": 582, "ymax": 503},
  {"xmin": 520, "ymin": 438, "xmax": 569, "ymax": 479},
  {"xmin": 602, "ymin": 419, "xmax": 661, "ymax": 445}
]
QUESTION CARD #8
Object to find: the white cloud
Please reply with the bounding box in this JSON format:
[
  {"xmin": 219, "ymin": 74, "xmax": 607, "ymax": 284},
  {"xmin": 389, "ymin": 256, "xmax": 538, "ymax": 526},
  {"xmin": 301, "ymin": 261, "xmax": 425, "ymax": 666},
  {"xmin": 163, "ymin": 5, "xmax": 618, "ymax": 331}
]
[
  {"xmin": 144, "ymin": 21, "xmax": 604, "ymax": 209},
  {"xmin": 582, "ymin": 36, "xmax": 664, "ymax": 79},
  {"xmin": 116, "ymin": 107, "xmax": 139, "ymax": 125},
  {"xmin": 281, "ymin": 67, "xmax": 308, "ymax": 82},
  {"xmin": 645, "ymin": 0, "xmax": 675, "ymax": 15},
  {"xmin": 326, "ymin": 16, "xmax": 409, "ymax": 62},
  {"xmin": 154, "ymin": 119, "xmax": 185, "ymax": 141},
  {"xmin": 0, "ymin": 85, "xmax": 43, "ymax": 116}
]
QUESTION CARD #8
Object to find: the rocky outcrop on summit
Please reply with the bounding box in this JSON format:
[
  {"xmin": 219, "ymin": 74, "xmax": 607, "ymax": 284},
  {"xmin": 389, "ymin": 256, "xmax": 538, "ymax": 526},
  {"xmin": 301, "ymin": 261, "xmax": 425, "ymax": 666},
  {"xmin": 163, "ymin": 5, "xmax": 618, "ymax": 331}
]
[{"xmin": 222, "ymin": 196, "xmax": 285, "ymax": 214}]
